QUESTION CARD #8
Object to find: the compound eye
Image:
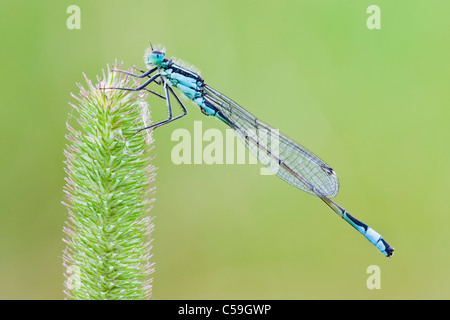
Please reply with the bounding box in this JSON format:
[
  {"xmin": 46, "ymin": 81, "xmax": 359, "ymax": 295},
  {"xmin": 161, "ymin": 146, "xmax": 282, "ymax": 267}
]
[{"xmin": 148, "ymin": 50, "xmax": 165, "ymax": 65}]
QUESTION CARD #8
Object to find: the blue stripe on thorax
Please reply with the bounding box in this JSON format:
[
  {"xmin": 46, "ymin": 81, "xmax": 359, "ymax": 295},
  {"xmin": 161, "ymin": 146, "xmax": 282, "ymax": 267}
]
[
  {"xmin": 161, "ymin": 63, "xmax": 202, "ymax": 89},
  {"xmin": 159, "ymin": 61, "xmax": 230, "ymax": 126}
]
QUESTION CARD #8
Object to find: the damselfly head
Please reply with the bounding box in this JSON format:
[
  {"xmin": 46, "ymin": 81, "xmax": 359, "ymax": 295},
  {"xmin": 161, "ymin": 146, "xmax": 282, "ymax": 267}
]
[{"xmin": 144, "ymin": 44, "xmax": 166, "ymax": 67}]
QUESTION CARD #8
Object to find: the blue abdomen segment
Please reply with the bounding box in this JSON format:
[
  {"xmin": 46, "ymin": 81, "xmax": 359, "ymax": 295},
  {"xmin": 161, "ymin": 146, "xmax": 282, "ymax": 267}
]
[
  {"xmin": 200, "ymin": 100, "xmax": 231, "ymax": 126},
  {"xmin": 344, "ymin": 212, "xmax": 394, "ymax": 257}
]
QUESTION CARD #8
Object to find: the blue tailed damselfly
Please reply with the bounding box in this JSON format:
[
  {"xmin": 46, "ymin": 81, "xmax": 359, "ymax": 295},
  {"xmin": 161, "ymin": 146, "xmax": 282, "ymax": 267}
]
[{"xmin": 108, "ymin": 45, "xmax": 394, "ymax": 257}]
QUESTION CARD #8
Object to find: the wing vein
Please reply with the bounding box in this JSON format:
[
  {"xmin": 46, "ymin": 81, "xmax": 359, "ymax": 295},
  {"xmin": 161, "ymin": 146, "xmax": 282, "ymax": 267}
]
[{"xmin": 204, "ymin": 84, "xmax": 339, "ymax": 197}]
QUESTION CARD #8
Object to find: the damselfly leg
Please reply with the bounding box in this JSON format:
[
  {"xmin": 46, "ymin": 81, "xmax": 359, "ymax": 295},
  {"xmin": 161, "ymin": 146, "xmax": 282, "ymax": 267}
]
[
  {"xmin": 108, "ymin": 68, "xmax": 165, "ymax": 99},
  {"xmin": 134, "ymin": 80, "xmax": 188, "ymax": 133},
  {"xmin": 106, "ymin": 70, "xmax": 188, "ymax": 133},
  {"xmin": 129, "ymin": 66, "xmax": 163, "ymax": 85},
  {"xmin": 108, "ymin": 73, "xmax": 161, "ymax": 92},
  {"xmin": 111, "ymin": 66, "xmax": 158, "ymax": 79}
]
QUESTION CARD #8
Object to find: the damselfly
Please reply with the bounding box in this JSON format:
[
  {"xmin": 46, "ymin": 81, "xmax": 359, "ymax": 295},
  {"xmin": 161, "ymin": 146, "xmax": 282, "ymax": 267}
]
[{"xmin": 109, "ymin": 45, "xmax": 394, "ymax": 257}]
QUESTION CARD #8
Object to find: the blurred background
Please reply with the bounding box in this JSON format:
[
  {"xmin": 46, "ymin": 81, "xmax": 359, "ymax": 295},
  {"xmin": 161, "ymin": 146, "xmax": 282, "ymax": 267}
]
[{"xmin": 1, "ymin": 0, "xmax": 449, "ymax": 299}]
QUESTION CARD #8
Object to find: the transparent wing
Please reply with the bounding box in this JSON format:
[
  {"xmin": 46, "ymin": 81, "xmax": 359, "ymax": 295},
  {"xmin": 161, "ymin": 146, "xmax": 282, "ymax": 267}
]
[{"xmin": 204, "ymin": 84, "xmax": 339, "ymax": 198}]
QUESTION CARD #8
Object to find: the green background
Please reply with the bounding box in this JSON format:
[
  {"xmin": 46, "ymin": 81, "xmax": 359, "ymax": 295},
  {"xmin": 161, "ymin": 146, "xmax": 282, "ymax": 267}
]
[{"xmin": 1, "ymin": 0, "xmax": 449, "ymax": 299}]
